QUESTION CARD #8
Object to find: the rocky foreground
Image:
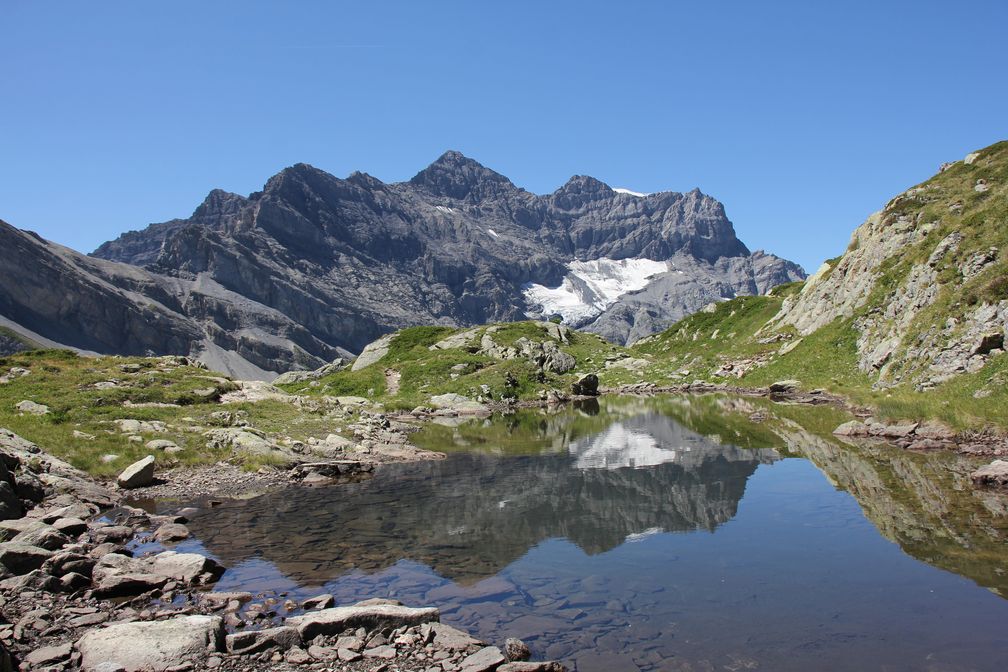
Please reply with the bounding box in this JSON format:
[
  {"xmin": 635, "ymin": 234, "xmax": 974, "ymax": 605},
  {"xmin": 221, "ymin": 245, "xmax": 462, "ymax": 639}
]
[{"xmin": 0, "ymin": 428, "xmax": 566, "ymax": 672}]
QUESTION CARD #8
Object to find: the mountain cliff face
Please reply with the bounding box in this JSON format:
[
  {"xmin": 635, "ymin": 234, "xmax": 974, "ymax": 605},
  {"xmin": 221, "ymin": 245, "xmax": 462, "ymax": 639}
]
[{"xmin": 1, "ymin": 152, "xmax": 802, "ymax": 378}]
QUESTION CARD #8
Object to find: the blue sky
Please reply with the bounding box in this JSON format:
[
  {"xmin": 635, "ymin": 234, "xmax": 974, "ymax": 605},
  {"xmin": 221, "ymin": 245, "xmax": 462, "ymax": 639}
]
[{"xmin": 2, "ymin": 0, "xmax": 1006, "ymax": 272}]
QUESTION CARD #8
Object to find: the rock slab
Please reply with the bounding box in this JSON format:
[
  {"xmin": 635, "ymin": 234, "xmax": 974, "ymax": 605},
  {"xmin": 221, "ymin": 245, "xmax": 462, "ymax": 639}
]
[{"xmin": 77, "ymin": 615, "xmax": 224, "ymax": 671}]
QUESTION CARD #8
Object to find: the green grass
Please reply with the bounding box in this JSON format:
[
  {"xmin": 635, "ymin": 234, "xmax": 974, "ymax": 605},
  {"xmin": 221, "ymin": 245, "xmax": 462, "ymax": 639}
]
[
  {"xmin": 282, "ymin": 321, "xmax": 641, "ymax": 410},
  {"xmin": 0, "ymin": 350, "xmax": 356, "ymax": 477}
]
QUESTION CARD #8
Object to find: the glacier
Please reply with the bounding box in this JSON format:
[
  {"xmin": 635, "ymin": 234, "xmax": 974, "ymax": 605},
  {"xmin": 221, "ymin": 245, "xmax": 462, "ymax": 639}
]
[{"xmin": 522, "ymin": 257, "xmax": 669, "ymax": 324}]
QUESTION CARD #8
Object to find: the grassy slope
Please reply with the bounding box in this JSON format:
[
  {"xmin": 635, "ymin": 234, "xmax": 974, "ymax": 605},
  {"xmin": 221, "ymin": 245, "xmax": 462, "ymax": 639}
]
[
  {"xmin": 634, "ymin": 142, "xmax": 1008, "ymax": 430},
  {"xmin": 279, "ymin": 321, "xmax": 646, "ymax": 409},
  {"xmin": 0, "ymin": 350, "xmax": 358, "ymax": 477}
]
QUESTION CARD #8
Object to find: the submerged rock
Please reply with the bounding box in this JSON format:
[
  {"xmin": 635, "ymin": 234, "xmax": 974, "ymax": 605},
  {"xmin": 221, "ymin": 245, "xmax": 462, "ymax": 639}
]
[{"xmin": 286, "ymin": 602, "xmax": 440, "ymax": 640}]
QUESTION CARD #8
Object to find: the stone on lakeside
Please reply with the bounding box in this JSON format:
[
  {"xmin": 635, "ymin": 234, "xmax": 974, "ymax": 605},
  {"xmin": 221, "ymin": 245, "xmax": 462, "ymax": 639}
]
[
  {"xmin": 459, "ymin": 646, "xmax": 507, "ymax": 672},
  {"xmin": 225, "ymin": 625, "xmax": 301, "ymax": 655},
  {"xmin": 286, "ymin": 602, "xmax": 440, "ymax": 640},
  {"xmin": 0, "ymin": 542, "xmax": 52, "ymax": 575},
  {"xmin": 116, "ymin": 456, "xmax": 155, "ymax": 489},
  {"xmin": 77, "ymin": 615, "xmax": 224, "ymax": 672},
  {"xmin": 570, "ymin": 373, "xmax": 599, "ymax": 396},
  {"xmin": 504, "ymin": 637, "xmax": 532, "ymax": 661}
]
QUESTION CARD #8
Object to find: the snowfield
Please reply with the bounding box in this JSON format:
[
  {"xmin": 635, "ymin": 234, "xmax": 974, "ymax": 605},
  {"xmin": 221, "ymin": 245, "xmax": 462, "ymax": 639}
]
[{"xmin": 522, "ymin": 257, "xmax": 668, "ymax": 324}]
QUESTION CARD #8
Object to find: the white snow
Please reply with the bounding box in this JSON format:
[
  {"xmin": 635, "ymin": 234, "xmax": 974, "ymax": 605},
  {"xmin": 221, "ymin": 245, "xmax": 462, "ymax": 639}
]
[
  {"xmin": 569, "ymin": 422, "xmax": 681, "ymax": 470},
  {"xmin": 522, "ymin": 257, "xmax": 668, "ymax": 324},
  {"xmin": 487, "ymin": 228, "xmax": 499, "ymax": 238},
  {"xmin": 613, "ymin": 187, "xmax": 648, "ymax": 197},
  {"xmin": 434, "ymin": 205, "xmax": 455, "ymax": 214}
]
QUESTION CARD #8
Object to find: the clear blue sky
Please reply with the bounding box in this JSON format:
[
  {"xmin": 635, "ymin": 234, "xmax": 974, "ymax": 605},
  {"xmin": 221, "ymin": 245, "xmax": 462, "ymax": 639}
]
[{"xmin": 2, "ymin": 1, "xmax": 1006, "ymax": 272}]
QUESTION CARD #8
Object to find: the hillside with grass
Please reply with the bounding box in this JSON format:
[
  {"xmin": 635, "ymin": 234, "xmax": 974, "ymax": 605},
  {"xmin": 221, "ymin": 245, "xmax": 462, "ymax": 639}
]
[
  {"xmin": 277, "ymin": 321, "xmax": 648, "ymax": 409},
  {"xmin": 634, "ymin": 142, "xmax": 1008, "ymax": 430}
]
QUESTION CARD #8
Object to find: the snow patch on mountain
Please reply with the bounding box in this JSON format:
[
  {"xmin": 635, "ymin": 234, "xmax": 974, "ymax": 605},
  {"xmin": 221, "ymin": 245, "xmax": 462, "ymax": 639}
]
[
  {"xmin": 570, "ymin": 422, "xmax": 681, "ymax": 470},
  {"xmin": 613, "ymin": 188, "xmax": 648, "ymax": 197},
  {"xmin": 523, "ymin": 257, "xmax": 668, "ymax": 324}
]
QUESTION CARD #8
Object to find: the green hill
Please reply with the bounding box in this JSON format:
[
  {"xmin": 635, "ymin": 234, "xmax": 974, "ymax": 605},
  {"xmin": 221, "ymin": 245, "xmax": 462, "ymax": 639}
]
[{"xmin": 635, "ymin": 141, "xmax": 1008, "ymax": 429}]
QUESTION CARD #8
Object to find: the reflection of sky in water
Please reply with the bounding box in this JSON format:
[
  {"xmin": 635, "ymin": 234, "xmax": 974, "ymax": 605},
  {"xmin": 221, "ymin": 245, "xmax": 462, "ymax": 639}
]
[{"xmin": 173, "ymin": 408, "xmax": 1008, "ymax": 672}]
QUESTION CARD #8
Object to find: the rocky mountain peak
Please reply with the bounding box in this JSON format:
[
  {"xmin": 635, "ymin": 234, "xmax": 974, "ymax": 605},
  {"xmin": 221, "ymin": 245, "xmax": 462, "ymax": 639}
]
[
  {"xmin": 408, "ymin": 150, "xmax": 517, "ymax": 201},
  {"xmin": 557, "ymin": 175, "xmax": 613, "ymax": 196}
]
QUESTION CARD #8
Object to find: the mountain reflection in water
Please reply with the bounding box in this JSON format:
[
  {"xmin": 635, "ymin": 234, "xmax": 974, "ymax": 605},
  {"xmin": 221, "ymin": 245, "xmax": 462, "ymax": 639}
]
[{"xmin": 172, "ymin": 396, "xmax": 1008, "ymax": 672}]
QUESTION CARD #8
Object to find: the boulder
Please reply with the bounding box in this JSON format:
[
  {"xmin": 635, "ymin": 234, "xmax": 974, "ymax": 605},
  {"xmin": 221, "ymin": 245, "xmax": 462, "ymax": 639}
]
[
  {"xmin": 0, "ymin": 542, "xmax": 52, "ymax": 574},
  {"xmin": 0, "ymin": 482, "xmax": 22, "ymax": 520},
  {"xmin": 225, "ymin": 625, "xmax": 301, "ymax": 654},
  {"xmin": 429, "ymin": 393, "xmax": 490, "ymax": 414},
  {"xmin": 504, "ymin": 637, "xmax": 532, "ymax": 661},
  {"xmin": 15, "ymin": 400, "xmax": 49, "ymax": 415},
  {"xmin": 145, "ymin": 439, "xmax": 179, "ymax": 452},
  {"xmin": 286, "ymin": 603, "xmax": 439, "ymax": 640},
  {"xmin": 77, "ymin": 615, "xmax": 224, "ymax": 671},
  {"xmin": 460, "ymin": 646, "xmax": 507, "ymax": 672},
  {"xmin": 971, "ymin": 460, "xmax": 1008, "ymax": 487},
  {"xmin": 420, "ymin": 622, "xmax": 483, "ymax": 651},
  {"xmin": 498, "ymin": 663, "xmax": 567, "ymax": 672},
  {"xmin": 154, "ymin": 523, "xmax": 190, "ymax": 542},
  {"xmin": 768, "ymin": 380, "xmax": 800, "ymax": 394},
  {"xmin": 351, "ymin": 334, "xmax": 395, "ymax": 371},
  {"xmin": 11, "ymin": 521, "xmax": 71, "ymax": 550},
  {"xmin": 25, "ymin": 642, "xmax": 72, "ymax": 667},
  {"xmin": 53, "ymin": 516, "xmax": 89, "ymax": 537},
  {"xmin": 117, "ymin": 456, "xmax": 155, "ymax": 489},
  {"xmin": 570, "ymin": 374, "xmax": 599, "ymax": 396},
  {"xmin": 833, "ymin": 420, "xmax": 870, "ymax": 437}
]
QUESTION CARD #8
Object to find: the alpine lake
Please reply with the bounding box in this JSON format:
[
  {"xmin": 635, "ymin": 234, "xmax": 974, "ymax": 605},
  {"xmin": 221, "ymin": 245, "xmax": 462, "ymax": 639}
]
[{"xmin": 138, "ymin": 395, "xmax": 1008, "ymax": 671}]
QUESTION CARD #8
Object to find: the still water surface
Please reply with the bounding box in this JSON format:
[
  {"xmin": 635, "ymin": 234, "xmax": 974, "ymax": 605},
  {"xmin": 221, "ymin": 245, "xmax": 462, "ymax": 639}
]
[{"xmin": 166, "ymin": 396, "xmax": 1008, "ymax": 671}]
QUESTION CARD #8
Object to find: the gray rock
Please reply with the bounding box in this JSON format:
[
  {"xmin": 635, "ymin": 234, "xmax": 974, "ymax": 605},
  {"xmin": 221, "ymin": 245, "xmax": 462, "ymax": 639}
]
[
  {"xmin": 52, "ymin": 516, "xmax": 89, "ymax": 536},
  {"xmin": 145, "ymin": 439, "xmax": 179, "ymax": 452},
  {"xmin": 77, "ymin": 615, "xmax": 224, "ymax": 671},
  {"xmin": 420, "ymin": 622, "xmax": 483, "ymax": 651},
  {"xmin": 570, "ymin": 374, "xmax": 599, "ymax": 396},
  {"xmin": 25, "ymin": 642, "xmax": 72, "ymax": 667},
  {"xmin": 225, "ymin": 625, "xmax": 301, "ymax": 654},
  {"xmin": 116, "ymin": 455, "xmax": 155, "ymax": 489},
  {"xmin": 286, "ymin": 603, "xmax": 440, "ymax": 640},
  {"xmin": 0, "ymin": 542, "xmax": 52, "ymax": 574},
  {"xmin": 429, "ymin": 393, "xmax": 490, "ymax": 413},
  {"xmin": 768, "ymin": 380, "xmax": 800, "ymax": 394},
  {"xmin": 14, "ymin": 400, "xmax": 49, "ymax": 415},
  {"xmin": 351, "ymin": 334, "xmax": 395, "ymax": 371},
  {"xmin": 154, "ymin": 523, "xmax": 190, "ymax": 542},
  {"xmin": 11, "ymin": 521, "xmax": 71, "ymax": 550},
  {"xmin": 459, "ymin": 646, "xmax": 507, "ymax": 672},
  {"xmin": 971, "ymin": 460, "xmax": 1008, "ymax": 487},
  {"xmin": 498, "ymin": 664, "xmax": 568, "ymax": 672},
  {"xmin": 301, "ymin": 593, "xmax": 335, "ymax": 610},
  {"xmin": 504, "ymin": 637, "xmax": 531, "ymax": 661}
]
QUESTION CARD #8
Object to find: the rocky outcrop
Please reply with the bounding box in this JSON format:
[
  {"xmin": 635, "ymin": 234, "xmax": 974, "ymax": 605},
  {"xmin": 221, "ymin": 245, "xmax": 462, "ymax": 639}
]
[{"xmin": 771, "ymin": 142, "xmax": 1007, "ymax": 389}]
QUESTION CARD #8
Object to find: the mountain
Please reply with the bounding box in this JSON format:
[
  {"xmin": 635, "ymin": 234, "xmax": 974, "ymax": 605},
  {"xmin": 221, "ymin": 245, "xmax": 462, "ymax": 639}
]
[
  {"xmin": 635, "ymin": 141, "xmax": 1007, "ymax": 425},
  {"xmin": 0, "ymin": 221, "xmax": 343, "ymax": 378},
  {"xmin": 1, "ymin": 152, "xmax": 803, "ymax": 377}
]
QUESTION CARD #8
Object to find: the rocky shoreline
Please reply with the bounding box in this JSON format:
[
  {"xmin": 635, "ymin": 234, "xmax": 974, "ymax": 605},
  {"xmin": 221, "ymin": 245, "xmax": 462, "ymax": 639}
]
[{"xmin": 0, "ymin": 428, "xmax": 566, "ymax": 672}]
